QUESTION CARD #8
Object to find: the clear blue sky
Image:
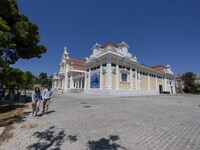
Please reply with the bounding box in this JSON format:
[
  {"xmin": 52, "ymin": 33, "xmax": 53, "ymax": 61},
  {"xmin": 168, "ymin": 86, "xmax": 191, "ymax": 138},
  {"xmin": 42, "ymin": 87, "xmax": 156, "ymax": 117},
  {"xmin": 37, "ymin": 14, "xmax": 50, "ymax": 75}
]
[{"xmin": 13, "ymin": 0, "xmax": 200, "ymax": 76}]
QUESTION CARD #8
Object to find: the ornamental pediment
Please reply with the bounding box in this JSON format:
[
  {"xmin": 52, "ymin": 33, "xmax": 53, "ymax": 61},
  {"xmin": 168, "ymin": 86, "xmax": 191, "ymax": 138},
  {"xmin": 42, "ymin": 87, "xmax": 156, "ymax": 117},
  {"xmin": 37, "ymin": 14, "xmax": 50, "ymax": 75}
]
[{"xmin": 88, "ymin": 42, "xmax": 137, "ymax": 62}]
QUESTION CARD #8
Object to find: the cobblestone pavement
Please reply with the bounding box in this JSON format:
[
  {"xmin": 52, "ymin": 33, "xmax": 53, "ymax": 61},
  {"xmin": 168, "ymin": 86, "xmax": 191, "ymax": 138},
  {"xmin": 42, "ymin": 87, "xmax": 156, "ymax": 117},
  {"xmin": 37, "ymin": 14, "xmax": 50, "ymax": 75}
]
[{"xmin": 1, "ymin": 93, "xmax": 200, "ymax": 150}]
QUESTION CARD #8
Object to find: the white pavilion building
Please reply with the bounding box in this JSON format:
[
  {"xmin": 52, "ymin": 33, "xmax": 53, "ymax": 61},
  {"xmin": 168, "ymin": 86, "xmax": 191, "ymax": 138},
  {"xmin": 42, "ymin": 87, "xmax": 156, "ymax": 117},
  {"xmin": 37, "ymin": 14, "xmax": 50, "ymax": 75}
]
[{"xmin": 53, "ymin": 42, "xmax": 175, "ymax": 95}]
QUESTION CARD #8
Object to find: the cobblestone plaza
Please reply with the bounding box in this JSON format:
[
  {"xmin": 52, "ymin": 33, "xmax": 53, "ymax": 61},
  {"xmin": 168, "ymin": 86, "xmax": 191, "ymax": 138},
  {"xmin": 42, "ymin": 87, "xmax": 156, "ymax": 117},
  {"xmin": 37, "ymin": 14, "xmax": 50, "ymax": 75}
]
[{"xmin": 1, "ymin": 93, "xmax": 200, "ymax": 150}]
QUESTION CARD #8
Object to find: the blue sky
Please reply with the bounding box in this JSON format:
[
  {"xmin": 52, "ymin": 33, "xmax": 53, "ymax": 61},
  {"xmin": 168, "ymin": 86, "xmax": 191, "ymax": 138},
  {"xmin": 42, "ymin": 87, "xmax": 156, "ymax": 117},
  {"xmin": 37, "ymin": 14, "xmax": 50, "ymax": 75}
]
[{"xmin": 13, "ymin": 0, "xmax": 200, "ymax": 76}]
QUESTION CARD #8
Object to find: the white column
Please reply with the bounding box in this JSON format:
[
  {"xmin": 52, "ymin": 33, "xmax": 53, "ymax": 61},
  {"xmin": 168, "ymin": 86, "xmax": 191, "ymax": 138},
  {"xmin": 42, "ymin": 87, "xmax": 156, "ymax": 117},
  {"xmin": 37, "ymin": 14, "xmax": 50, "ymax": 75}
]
[
  {"xmin": 106, "ymin": 55, "xmax": 112, "ymax": 89},
  {"xmin": 84, "ymin": 73, "xmax": 87, "ymax": 89},
  {"xmin": 88, "ymin": 69, "xmax": 91, "ymax": 89},
  {"xmin": 77, "ymin": 78, "xmax": 80, "ymax": 89},
  {"xmin": 135, "ymin": 66, "xmax": 138, "ymax": 90},
  {"xmin": 162, "ymin": 76, "xmax": 164, "ymax": 91},
  {"xmin": 70, "ymin": 75, "xmax": 73, "ymax": 89},
  {"xmin": 148, "ymin": 73, "xmax": 150, "ymax": 91},
  {"xmin": 54, "ymin": 81, "xmax": 57, "ymax": 88},
  {"xmin": 156, "ymin": 75, "xmax": 158, "ymax": 91},
  {"xmin": 130, "ymin": 64, "xmax": 133, "ymax": 90},
  {"xmin": 165, "ymin": 77, "xmax": 168, "ymax": 91},
  {"xmin": 64, "ymin": 64, "xmax": 68, "ymax": 91},
  {"xmin": 100, "ymin": 62, "xmax": 103, "ymax": 89},
  {"xmin": 116, "ymin": 60, "xmax": 119, "ymax": 89},
  {"xmin": 138, "ymin": 68, "xmax": 141, "ymax": 90},
  {"xmin": 172, "ymin": 80, "xmax": 176, "ymax": 94}
]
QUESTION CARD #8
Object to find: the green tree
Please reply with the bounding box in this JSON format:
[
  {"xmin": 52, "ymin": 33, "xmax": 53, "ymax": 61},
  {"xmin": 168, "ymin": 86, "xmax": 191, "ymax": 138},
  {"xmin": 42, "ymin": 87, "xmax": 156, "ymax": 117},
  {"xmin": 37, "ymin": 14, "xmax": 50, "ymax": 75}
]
[
  {"xmin": 0, "ymin": 17, "xmax": 11, "ymax": 67},
  {"xmin": 181, "ymin": 72, "xmax": 195, "ymax": 93},
  {"xmin": 195, "ymin": 84, "xmax": 200, "ymax": 94},
  {"xmin": 5, "ymin": 67, "xmax": 23, "ymax": 90},
  {"xmin": 48, "ymin": 75, "xmax": 53, "ymax": 87},
  {"xmin": 11, "ymin": 68, "xmax": 24, "ymax": 91},
  {"xmin": 0, "ymin": 0, "xmax": 47, "ymax": 64},
  {"xmin": 22, "ymin": 71, "xmax": 36, "ymax": 95},
  {"xmin": 38, "ymin": 72, "xmax": 48, "ymax": 87},
  {"xmin": 0, "ymin": 0, "xmax": 46, "ymax": 91}
]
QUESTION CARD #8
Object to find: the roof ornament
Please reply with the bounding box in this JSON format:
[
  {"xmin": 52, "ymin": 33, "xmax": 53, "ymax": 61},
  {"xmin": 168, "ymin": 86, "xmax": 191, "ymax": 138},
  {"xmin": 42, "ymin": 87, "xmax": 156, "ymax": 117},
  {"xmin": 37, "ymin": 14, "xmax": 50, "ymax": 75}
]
[
  {"xmin": 165, "ymin": 65, "xmax": 173, "ymax": 75},
  {"xmin": 63, "ymin": 46, "xmax": 69, "ymax": 59},
  {"xmin": 92, "ymin": 42, "xmax": 102, "ymax": 50},
  {"xmin": 118, "ymin": 41, "xmax": 129, "ymax": 49},
  {"xmin": 107, "ymin": 46, "xmax": 112, "ymax": 51}
]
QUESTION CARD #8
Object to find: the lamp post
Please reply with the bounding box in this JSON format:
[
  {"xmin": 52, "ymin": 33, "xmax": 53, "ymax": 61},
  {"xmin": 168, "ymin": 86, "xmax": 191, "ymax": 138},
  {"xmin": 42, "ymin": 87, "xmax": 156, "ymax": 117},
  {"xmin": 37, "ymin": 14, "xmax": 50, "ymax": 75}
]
[{"xmin": 0, "ymin": 32, "xmax": 15, "ymax": 97}]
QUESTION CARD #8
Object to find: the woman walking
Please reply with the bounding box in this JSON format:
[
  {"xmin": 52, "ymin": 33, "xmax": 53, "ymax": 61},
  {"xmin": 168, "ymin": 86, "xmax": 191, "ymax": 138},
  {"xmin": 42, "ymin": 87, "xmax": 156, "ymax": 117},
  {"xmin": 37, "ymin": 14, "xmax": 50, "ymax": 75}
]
[{"xmin": 32, "ymin": 86, "xmax": 42, "ymax": 117}]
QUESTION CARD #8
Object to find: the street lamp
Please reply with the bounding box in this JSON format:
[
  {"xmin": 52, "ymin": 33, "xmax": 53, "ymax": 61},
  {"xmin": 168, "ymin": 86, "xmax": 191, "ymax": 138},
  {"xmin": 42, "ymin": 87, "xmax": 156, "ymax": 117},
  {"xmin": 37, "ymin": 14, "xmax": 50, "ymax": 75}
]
[{"xmin": 0, "ymin": 32, "xmax": 15, "ymax": 95}]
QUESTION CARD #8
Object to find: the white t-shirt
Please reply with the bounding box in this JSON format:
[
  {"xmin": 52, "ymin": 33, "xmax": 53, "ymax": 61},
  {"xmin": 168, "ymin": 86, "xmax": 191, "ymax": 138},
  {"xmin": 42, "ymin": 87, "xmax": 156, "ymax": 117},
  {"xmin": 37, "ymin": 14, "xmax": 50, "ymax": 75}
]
[{"xmin": 42, "ymin": 89, "xmax": 53, "ymax": 100}]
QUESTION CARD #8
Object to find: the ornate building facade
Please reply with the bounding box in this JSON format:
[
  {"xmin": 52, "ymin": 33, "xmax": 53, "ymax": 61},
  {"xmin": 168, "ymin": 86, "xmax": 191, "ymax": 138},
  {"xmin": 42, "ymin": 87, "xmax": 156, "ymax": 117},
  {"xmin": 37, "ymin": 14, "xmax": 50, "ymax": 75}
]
[{"xmin": 53, "ymin": 42, "xmax": 175, "ymax": 95}]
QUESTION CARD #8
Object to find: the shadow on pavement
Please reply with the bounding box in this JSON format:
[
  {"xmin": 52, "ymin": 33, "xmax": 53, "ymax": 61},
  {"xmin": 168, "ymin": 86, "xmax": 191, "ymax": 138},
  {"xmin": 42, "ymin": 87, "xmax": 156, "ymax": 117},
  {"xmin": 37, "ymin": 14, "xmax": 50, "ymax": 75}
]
[
  {"xmin": 37, "ymin": 110, "xmax": 56, "ymax": 117},
  {"xmin": 87, "ymin": 135, "xmax": 127, "ymax": 150},
  {"xmin": 67, "ymin": 135, "xmax": 78, "ymax": 143},
  {"xmin": 46, "ymin": 110, "xmax": 56, "ymax": 114},
  {"xmin": 27, "ymin": 126, "xmax": 78, "ymax": 149}
]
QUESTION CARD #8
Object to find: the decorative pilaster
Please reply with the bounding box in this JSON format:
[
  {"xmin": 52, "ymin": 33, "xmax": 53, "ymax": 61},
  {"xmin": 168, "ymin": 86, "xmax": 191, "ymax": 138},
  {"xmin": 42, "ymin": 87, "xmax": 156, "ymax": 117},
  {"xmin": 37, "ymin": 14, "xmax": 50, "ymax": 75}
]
[
  {"xmin": 130, "ymin": 64, "xmax": 133, "ymax": 90},
  {"xmin": 100, "ymin": 61, "xmax": 103, "ymax": 89},
  {"xmin": 75, "ymin": 79, "xmax": 77, "ymax": 89},
  {"xmin": 88, "ymin": 69, "xmax": 91, "ymax": 89},
  {"xmin": 64, "ymin": 64, "xmax": 69, "ymax": 91},
  {"xmin": 84, "ymin": 73, "xmax": 87, "ymax": 89},
  {"xmin": 165, "ymin": 77, "xmax": 168, "ymax": 91},
  {"xmin": 134, "ymin": 66, "xmax": 138, "ymax": 90},
  {"xmin": 70, "ymin": 75, "xmax": 73, "ymax": 89},
  {"xmin": 148, "ymin": 73, "xmax": 150, "ymax": 91},
  {"xmin": 106, "ymin": 55, "xmax": 112, "ymax": 89},
  {"xmin": 138, "ymin": 67, "xmax": 141, "ymax": 90},
  {"xmin": 116, "ymin": 60, "xmax": 119, "ymax": 89},
  {"xmin": 156, "ymin": 75, "xmax": 158, "ymax": 91}
]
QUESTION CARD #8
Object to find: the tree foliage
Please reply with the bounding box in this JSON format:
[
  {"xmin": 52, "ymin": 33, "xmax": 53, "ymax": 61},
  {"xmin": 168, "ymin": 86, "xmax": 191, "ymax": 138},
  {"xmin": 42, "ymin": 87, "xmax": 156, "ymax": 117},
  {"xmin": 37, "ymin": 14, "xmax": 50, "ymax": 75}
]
[
  {"xmin": 6, "ymin": 67, "xmax": 24, "ymax": 90},
  {"xmin": 181, "ymin": 72, "xmax": 195, "ymax": 93},
  {"xmin": 0, "ymin": 67, "xmax": 36, "ymax": 91},
  {"xmin": 0, "ymin": 66, "xmax": 53, "ymax": 97},
  {"xmin": 22, "ymin": 71, "xmax": 36, "ymax": 90},
  {"xmin": 0, "ymin": 0, "xmax": 47, "ymax": 64},
  {"xmin": 38, "ymin": 72, "xmax": 48, "ymax": 87}
]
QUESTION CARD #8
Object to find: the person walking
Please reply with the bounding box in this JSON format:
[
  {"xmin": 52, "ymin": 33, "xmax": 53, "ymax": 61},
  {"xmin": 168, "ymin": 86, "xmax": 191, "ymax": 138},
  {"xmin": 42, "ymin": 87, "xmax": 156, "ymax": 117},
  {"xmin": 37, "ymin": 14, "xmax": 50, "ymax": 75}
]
[
  {"xmin": 32, "ymin": 86, "xmax": 42, "ymax": 117},
  {"xmin": 42, "ymin": 86, "xmax": 53, "ymax": 114}
]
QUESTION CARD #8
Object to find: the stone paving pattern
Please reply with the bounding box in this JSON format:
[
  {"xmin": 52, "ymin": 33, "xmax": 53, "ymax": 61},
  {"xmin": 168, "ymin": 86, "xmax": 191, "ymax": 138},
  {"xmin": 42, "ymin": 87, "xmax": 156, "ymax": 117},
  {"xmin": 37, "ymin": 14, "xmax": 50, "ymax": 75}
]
[{"xmin": 1, "ymin": 93, "xmax": 200, "ymax": 150}]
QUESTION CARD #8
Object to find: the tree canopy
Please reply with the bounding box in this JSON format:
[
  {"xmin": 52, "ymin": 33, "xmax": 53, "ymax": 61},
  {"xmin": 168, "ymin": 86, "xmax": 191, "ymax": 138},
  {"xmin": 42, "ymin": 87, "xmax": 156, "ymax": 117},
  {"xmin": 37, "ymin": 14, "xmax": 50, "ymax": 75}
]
[
  {"xmin": 181, "ymin": 72, "xmax": 195, "ymax": 93},
  {"xmin": 0, "ymin": 0, "xmax": 47, "ymax": 65},
  {"xmin": 0, "ymin": 67, "xmax": 53, "ymax": 91}
]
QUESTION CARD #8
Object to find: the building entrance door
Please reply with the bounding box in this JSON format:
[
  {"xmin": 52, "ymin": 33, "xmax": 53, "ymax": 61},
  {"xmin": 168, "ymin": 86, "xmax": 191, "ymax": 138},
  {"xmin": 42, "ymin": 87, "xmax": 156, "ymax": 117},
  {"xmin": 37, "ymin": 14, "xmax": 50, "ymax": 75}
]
[{"xmin": 159, "ymin": 85, "xmax": 163, "ymax": 94}]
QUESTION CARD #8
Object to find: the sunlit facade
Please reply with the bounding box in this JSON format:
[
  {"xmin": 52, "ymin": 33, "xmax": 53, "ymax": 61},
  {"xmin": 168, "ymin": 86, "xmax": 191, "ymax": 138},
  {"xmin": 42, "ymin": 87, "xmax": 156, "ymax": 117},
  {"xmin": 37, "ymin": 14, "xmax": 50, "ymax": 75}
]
[{"xmin": 53, "ymin": 42, "xmax": 175, "ymax": 95}]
